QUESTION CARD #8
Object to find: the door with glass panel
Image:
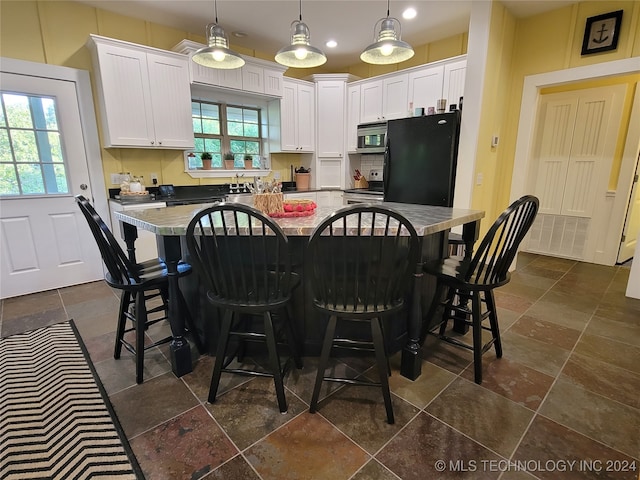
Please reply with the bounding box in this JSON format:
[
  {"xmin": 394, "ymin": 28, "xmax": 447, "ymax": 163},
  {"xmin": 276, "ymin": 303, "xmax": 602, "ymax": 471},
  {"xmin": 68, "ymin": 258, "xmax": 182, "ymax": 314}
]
[{"xmin": 0, "ymin": 72, "xmax": 103, "ymax": 298}]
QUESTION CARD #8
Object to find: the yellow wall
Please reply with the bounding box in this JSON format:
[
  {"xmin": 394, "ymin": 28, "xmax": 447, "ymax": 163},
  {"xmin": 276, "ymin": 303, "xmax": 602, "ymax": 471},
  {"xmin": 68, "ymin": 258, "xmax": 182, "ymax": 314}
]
[
  {"xmin": 468, "ymin": 2, "xmax": 517, "ymax": 231},
  {"xmin": 495, "ymin": 1, "xmax": 640, "ymax": 221}
]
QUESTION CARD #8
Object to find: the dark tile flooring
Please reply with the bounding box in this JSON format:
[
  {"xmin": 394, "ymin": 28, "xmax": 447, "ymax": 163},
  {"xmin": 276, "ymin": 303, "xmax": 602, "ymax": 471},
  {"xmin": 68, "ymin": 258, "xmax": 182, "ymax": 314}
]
[{"xmin": 1, "ymin": 253, "xmax": 639, "ymax": 479}]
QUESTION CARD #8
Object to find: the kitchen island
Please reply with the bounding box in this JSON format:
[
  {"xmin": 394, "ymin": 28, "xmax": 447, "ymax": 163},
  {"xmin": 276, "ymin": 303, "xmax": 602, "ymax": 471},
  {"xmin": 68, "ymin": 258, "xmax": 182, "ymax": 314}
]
[{"xmin": 114, "ymin": 202, "xmax": 484, "ymax": 380}]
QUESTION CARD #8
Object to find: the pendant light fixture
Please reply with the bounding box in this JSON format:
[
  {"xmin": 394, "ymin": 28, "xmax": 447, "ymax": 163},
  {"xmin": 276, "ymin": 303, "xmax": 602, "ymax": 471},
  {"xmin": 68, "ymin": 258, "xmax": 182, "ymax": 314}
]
[
  {"xmin": 192, "ymin": 0, "xmax": 245, "ymax": 69},
  {"xmin": 275, "ymin": 0, "xmax": 326, "ymax": 68},
  {"xmin": 360, "ymin": 0, "xmax": 414, "ymax": 65}
]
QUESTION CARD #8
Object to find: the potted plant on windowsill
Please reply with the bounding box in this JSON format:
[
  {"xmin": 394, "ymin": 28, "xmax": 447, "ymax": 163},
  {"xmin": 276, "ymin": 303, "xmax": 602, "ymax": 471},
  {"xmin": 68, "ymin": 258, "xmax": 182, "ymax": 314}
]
[
  {"xmin": 223, "ymin": 152, "xmax": 235, "ymax": 170},
  {"xmin": 201, "ymin": 151, "xmax": 212, "ymax": 170},
  {"xmin": 244, "ymin": 154, "xmax": 254, "ymax": 169}
]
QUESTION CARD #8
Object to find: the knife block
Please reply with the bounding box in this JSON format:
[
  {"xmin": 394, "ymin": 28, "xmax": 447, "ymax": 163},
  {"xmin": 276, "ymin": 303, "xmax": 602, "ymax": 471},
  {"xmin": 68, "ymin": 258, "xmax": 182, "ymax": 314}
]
[{"xmin": 355, "ymin": 178, "xmax": 369, "ymax": 189}]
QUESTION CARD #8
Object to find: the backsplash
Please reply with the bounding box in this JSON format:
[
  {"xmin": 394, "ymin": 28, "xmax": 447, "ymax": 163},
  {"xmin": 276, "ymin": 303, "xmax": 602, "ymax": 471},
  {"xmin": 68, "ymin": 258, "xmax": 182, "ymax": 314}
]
[{"xmin": 359, "ymin": 154, "xmax": 384, "ymax": 181}]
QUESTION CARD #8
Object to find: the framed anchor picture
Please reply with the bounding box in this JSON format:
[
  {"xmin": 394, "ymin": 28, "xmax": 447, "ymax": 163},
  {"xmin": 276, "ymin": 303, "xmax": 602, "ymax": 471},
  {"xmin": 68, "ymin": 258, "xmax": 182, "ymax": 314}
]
[{"xmin": 581, "ymin": 10, "xmax": 623, "ymax": 55}]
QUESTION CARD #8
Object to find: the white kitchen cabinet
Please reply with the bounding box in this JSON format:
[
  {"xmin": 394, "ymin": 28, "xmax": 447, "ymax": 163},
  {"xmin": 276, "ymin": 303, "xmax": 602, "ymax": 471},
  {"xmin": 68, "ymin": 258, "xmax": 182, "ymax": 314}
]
[
  {"xmin": 109, "ymin": 200, "xmax": 164, "ymax": 261},
  {"xmin": 242, "ymin": 64, "xmax": 285, "ymax": 96},
  {"xmin": 173, "ymin": 39, "xmax": 285, "ymax": 97},
  {"xmin": 315, "ymin": 80, "xmax": 346, "ymax": 158},
  {"xmin": 443, "ymin": 59, "xmax": 467, "ymax": 110},
  {"xmin": 346, "ymin": 84, "xmax": 361, "ymax": 152},
  {"xmin": 242, "ymin": 64, "xmax": 265, "ymax": 94},
  {"xmin": 263, "ymin": 68, "xmax": 285, "ymax": 97},
  {"xmin": 284, "ymin": 192, "xmax": 317, "ymax": 202},
  {"xmin": 316, "ymin": 190, "xmax": 343, "ymax": 208},
  {"xmin": 382, "ymin": 74, "xmax": 409, "ymax": 119},
  {"xmin": 89, "ymin": 35, "xmax": 194, "ymax": 149},
  {"xmin": 273, "ymin": 79, "xmax": 315, "ymax": 152},
  {"xmin": 408, "ymin": 64, "xmax": 445, "ymax": 113},
  {"xmin": 316, "ymin": 159, "xmax": 343, "ymax": 189},
  {"xmin": 359, "ymin": 75, "xmax": 408, "ymax": 123},
  {"xmin": 360, "ymin": 80, "xmax": 383, "ymax": 123}
]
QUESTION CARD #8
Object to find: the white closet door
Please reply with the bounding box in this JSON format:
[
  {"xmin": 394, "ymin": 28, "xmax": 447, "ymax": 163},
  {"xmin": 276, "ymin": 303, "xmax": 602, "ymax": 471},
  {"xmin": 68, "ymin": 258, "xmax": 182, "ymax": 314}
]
[
  {"xmin": 533, "ymin": 97, "xmax": 578, "ymax": 215},
  {"xmin": 561, "ymin": 86, "xmax": 625, "ymax": 217}
]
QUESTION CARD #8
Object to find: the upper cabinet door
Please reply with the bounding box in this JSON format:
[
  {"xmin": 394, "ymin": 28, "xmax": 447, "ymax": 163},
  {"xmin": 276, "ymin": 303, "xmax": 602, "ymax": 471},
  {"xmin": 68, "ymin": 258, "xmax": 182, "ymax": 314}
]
[
  {"xmin": 90, "ymin": 35, "xmax": 194, "ymax": 149},
  {"xmin": 279, "ymin": 82, "xmax": 298, "ymax": 151},
  {"xmin": 360, "ymin": 80, "xmax": 383, "ymax": 123},
  {"xmin": 146, "ymin": 52, "xmax": 194, "ymax": 149},
  {"xmin": 242, "ymin": 63, "xmax": 264, "ymax": 94},
  {"xmin": 408, "ymin": 65, "xmax": 444, "ymax": 113},
  {"xmin": 277, "ymin": 79, "xmax": 315, "ymax": 152},
  {"xmin": 316, "ymin": 80, "xmax": 345, "ymax": 158},
  {"xmin": 94, "ymin": 43, "xmax": 155, "ymax": 147},
  {"xmin": 263, "ymin": 68, "xmax": 284, "ymax": 97},
  {"xmin": 443, "ymin": 59, "xmax": 467, "ymax": 109},
  {"xmin": 296, "ymin": 82, "xmax": 315, "ymax": 152},
  {"xmin": 382, "ymin": 74, "xmax": 408, "ymax": 120},
  {"xmin": 347, "ymin": 84, "xmax": 361, "ymax": 152}
]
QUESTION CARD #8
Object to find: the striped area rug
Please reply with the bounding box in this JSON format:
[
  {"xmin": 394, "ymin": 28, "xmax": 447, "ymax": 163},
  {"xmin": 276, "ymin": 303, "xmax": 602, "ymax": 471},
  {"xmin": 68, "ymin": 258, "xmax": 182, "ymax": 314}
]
[{"xmin": 0, "ymin": 321, "xmax": 142, "ymax": 479}]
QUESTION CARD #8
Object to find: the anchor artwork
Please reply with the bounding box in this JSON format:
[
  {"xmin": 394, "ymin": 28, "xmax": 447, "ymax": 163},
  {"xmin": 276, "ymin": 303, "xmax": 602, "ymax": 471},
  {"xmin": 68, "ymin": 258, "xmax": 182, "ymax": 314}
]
[{"xmin": 581, "ymin": 10, "xmax": 623, "ymax": 55}]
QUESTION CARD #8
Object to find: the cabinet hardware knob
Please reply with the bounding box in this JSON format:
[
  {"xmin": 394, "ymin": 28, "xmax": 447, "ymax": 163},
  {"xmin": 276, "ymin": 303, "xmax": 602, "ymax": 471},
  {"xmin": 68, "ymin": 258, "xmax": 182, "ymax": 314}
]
[{"xmin": 80, "ymin": 184, "xmax": 88, "ymax": 190}]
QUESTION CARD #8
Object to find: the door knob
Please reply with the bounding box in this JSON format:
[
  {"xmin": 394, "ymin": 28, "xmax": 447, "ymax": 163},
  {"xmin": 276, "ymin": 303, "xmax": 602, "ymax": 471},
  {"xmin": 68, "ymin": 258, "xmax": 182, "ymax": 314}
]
[{"xmin": 80, "ymin": 184, "xmax": 88, "ymax": 190}]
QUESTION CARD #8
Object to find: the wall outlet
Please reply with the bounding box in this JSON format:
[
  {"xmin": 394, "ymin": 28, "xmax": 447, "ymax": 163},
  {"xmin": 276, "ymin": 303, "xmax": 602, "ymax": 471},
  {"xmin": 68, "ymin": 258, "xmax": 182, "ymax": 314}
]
[
  {"xmin": 150, "ymin": 173, "xmax": 158, "ymax": 185},
  {"xmin": 274, "ymin": 171, "xmax": 281, "ymax": 180}
]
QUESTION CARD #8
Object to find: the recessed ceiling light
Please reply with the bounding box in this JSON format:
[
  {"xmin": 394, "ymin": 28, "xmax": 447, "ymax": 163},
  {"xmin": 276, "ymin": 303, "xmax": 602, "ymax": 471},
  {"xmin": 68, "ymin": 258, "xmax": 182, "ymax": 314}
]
[
  {"xmin": 326, "ymin": 40, "xmax": 337, "ymax": 48},
  {"xmin": 232, "ymin": 31, "xmax": 248, "ymax": 38},
  {"xmin": 402, "ymin": 8, "xmax": 417, "ymax": 20}
]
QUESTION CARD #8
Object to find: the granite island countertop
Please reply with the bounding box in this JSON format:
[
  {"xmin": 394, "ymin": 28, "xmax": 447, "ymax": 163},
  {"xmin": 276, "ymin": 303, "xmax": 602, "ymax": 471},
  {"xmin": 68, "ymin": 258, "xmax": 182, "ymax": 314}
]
[{"xmin": 114, "ymin": 202, "xmax": 485, "ymax": 237}]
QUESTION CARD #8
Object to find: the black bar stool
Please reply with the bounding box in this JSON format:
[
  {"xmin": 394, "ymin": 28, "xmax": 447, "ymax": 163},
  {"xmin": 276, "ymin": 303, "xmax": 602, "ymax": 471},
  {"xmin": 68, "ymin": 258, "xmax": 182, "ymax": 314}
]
[
  {"xmin": 422, "ymin": 195, "xmax": 539, "ymax": 384},
  {"xmin": 185, "ymin": 203, "xmax": 302, "ymax": 413},
  {"xmin": 307, "ymin": 205, "xmax": 420, "ymax": 424},
  {"xmin": 75, "ymin": 195, "xmax": 195, "ymax": 384}
]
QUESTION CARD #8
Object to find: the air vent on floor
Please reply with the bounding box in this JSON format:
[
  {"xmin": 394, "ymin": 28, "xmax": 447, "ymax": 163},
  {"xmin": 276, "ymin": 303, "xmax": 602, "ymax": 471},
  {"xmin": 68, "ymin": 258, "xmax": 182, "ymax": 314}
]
[{"xmin": 524, "ymin": 214, "xmax": 589, "ymax": 259}]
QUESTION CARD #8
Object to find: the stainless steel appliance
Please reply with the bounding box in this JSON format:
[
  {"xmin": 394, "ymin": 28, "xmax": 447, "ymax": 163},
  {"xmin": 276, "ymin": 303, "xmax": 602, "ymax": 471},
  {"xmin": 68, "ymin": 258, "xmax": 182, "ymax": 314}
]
[
  {"xmin": 343, "ymin": 191, "xmax": 384, "ymax": 205},
  {"xmin": 356, "ymin": 122, "xmax": 387, "ymax": 154},
  {"xmin": 384, "ymin": 111, "xmax": 461, "ymax": 206}
]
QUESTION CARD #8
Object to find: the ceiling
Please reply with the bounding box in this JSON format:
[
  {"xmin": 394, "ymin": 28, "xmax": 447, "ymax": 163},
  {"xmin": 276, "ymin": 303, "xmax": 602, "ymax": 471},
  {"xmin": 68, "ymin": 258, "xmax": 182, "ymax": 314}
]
[{"xmin": 79, "ymin": 0, "xmax": 576, "ymax": 69}]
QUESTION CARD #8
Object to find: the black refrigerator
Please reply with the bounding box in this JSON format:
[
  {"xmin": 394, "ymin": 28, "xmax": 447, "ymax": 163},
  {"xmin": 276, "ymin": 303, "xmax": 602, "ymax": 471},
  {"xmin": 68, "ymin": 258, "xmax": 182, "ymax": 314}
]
[{"xmin": 383, "ymin": 111, "xmax": 461, "ymax": 206}]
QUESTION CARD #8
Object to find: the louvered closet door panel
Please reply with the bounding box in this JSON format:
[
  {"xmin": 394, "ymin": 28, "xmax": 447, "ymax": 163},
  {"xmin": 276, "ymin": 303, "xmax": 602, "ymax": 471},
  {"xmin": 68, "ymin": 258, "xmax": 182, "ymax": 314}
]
[
  {"xmin": 533, "ymin": 97, "xmax": 578, "ymax": 215},
  {"xmin": 561, "ymin": 85, "xmax": 626, "ymax": 217}
]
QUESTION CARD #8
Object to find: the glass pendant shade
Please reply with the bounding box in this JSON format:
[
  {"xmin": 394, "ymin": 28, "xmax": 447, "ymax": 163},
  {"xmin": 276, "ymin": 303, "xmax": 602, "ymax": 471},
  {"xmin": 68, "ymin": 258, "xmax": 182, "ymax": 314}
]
[
  {"xmin": 275, "ymin": 20, "xmax": 327, "ymax": 68},
  {"xmin": 193, "ymin": 22, "xmax": 245, "ymax": 69},
  {"xmin": 361, "ymin": 17, "xmax": 414, "ymax": 65}
]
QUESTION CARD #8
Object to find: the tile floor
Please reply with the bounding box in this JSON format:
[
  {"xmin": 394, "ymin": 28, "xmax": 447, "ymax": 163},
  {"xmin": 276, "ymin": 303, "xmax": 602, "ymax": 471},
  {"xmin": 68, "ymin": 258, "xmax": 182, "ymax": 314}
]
[{"xmin": 1, "ymin": 253, "xmax": 639, "ymax": 480}]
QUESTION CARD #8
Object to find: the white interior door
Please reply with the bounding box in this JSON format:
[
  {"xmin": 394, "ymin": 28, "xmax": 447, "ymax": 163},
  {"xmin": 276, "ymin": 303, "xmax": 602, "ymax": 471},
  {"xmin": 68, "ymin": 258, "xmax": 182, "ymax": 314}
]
[
  {"xmin": 618, "ymin": 153, "xmax": 640, "ymax": 263},
  {"xmin": 0, "ymin": 72, "xmax": 103, "ymax": 299},
  {"xmin": 525, "ymin": 84, "xmax": 625, "ymax": 261}
]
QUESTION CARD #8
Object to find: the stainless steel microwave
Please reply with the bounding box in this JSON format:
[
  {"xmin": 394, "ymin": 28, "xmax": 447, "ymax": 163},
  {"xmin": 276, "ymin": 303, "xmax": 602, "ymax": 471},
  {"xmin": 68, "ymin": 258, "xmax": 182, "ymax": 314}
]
[{"xmin": 356, "ymin": 122, "xmax": 386, "ymax": 154}]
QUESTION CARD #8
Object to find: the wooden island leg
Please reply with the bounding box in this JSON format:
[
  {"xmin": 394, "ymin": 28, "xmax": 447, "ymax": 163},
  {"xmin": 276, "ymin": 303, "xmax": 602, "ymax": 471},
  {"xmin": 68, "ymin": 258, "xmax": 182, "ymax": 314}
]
[
  {"xmin": 159, "ymin": 236, "xmax": 193, "ymax": 377},
  {"xmin": 453, "ymin": 220, "xmax": 480, "ymax": 334},
  {"xmin": 400, "ymin": 261, "xmax": 424, "ymax": 380}
]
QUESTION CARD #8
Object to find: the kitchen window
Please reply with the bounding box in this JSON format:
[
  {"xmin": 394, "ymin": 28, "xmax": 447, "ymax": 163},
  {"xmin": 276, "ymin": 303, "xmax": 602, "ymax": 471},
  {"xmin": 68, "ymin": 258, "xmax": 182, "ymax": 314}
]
[{"xmin": 188, "ymin": 100, "xmax": 262, "ymax": 171}]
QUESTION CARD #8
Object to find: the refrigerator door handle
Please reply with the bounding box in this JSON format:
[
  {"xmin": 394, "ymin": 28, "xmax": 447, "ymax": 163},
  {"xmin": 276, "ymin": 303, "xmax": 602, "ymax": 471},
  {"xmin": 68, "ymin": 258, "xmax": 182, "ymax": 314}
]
[{"xmin": 383, "ymin": 138, "xmax": 390, "ymax": 198}]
